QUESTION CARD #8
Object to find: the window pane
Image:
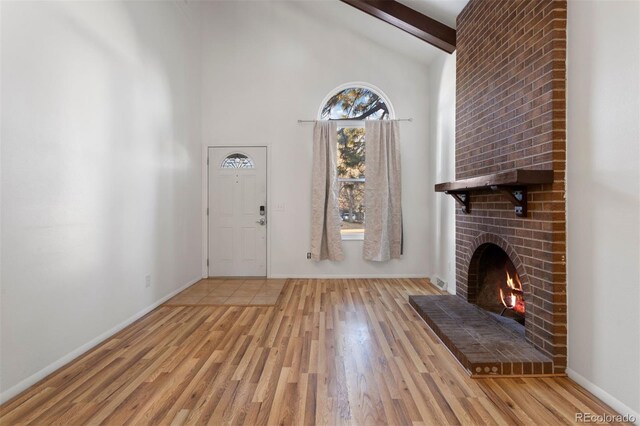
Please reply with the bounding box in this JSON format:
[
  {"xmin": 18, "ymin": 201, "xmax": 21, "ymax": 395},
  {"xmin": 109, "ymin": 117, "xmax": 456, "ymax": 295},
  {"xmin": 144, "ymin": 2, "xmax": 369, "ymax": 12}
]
[
  {"xmin": 337, "ymin": 127, "xmax": 365, "ymax": 179},
  {"xmin": 221, "ymin": 153, "xmax": 254, "ymax": 169},
  {"xmin": 338, "ymin": 181, "xmax": 364, "ymax": 234},
  {"xmin": 321, "ymin": 87, "xmax": 389, "ymax": 120}
]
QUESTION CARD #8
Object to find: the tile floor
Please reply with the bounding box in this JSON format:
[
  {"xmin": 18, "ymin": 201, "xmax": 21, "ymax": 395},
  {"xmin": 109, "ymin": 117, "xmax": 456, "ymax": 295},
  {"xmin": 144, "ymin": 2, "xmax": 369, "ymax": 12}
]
[{"xmin": 164, "ymin": 278, "xmax": 286, "ymax": 306}]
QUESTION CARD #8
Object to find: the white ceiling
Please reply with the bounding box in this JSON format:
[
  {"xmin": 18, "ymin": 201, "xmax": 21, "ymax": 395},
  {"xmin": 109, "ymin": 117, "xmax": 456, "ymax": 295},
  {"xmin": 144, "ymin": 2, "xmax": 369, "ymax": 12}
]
[
  {"xmin": 321, "ymin": 0, "xmax": 469, "ymax": 63},
  {"xmin": 192, "ymin": 0, "xmax": 469, "ymax": 65},
  {"xmin": 293, "ymin": 0, "xmax": 470, "ymax": 64},
  {"xmin": 397, "ymin": 0, "xmax": 469, "ymax": 29},
  {"xmin": 298, "ymin": 1, "xmax": 448, "ymax": 65}
]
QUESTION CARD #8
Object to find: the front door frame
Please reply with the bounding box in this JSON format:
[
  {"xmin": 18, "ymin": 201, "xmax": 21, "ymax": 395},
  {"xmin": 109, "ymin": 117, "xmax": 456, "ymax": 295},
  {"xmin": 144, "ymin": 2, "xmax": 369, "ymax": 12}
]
[{"xmin": 203, "ymin": 144, "xmax": 270, "ymax": 278}]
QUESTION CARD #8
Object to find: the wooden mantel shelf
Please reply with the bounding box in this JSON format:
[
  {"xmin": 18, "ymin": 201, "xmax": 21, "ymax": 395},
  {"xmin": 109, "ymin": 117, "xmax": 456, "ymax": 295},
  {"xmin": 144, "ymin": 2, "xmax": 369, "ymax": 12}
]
[{"xmin": 435, "ymin": 169, "xmax": 554, "ymax": 217}]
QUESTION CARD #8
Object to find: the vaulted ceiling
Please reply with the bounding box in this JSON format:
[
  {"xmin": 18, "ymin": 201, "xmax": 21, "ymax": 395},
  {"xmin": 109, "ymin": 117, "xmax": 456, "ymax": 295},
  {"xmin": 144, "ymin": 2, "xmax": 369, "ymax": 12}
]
[
  {"xmin": 314, "ymin": 0, "xmax": 468, "ymax": 63},
  {"xmin": 194, "ymin": 0, "xmax": 469, "ymax": 65},
  {"xmin": 337, "ymin": 0, "xmax": 468, "ymax": 56},
  {"xmin": 397, "ymin": 0, "xmax": 468, "ymax": 29}
]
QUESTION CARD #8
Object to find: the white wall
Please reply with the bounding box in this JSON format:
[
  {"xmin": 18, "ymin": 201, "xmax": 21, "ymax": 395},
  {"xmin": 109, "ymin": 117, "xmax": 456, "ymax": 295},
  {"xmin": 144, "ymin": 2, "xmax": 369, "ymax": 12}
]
[
  {"xmin": 567, "ymin": 0, "xmax": 640, "ymax": 419},
  {"xmin": 200, "ymin": 1, "xmax": 440, "ymax": 278},
  {"xmin": 0, "ymin": 1, "xmax": 202, "ymax": 402},
  {"xmin": 428, "ymin": 52, "xmax": 457, "ymax": 293}
]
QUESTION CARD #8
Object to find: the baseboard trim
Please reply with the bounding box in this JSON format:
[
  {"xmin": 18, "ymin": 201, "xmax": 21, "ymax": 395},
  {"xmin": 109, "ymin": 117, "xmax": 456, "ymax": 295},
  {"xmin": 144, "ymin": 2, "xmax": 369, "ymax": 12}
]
[
  {"xmin": 268, "ymin": 274, "xmax": 429, "ymax": 279},
  {"xmin": 567, "ymin": 368, "xmax": 640, "ymax": 424},
  {"xmin": 0, "ymin": 276, "xmax": 201, "ymax": 405}
]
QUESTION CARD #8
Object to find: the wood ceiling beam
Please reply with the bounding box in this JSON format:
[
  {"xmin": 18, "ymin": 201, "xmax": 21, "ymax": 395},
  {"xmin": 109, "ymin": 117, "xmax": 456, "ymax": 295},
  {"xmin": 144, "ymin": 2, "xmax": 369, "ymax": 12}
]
[{"xmin": 340, "ymin": 0, "xmax": 456, "ymax": 54}]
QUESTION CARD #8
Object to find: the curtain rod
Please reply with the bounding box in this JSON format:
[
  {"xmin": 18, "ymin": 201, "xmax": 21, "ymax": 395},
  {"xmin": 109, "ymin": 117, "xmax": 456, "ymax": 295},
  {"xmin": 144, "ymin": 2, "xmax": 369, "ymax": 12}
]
[{"xmin": 297, "ymin": 118, "xmax": 413, "ymax": 123}]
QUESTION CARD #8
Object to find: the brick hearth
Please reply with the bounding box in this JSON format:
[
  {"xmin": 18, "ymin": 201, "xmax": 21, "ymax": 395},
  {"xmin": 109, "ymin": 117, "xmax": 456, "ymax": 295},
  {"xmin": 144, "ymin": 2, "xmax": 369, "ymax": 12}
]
[{"xmin": 409, "ymin": 295, "xmax": 553, "ymax": 376}]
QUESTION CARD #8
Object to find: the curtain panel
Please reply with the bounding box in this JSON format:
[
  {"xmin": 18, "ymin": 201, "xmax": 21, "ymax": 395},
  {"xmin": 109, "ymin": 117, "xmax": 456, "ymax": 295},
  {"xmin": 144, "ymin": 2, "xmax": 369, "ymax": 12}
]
[
  {"xmin": 310, "ymin": 121, "xmax": 344, "ymax": 261},
  {"xmin": 363, "ymin": 121, "xmax": 403, "ymax": 261}
]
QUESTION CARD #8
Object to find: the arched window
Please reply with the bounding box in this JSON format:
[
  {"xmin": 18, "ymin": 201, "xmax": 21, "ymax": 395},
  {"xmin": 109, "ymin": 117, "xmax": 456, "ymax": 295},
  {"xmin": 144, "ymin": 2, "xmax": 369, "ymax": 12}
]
[
  {"xmin": 221, "ymin": 153, "xmax": 254, "ymax": 169},
  {"xmin": 320, "ymin": 86, "xmax": 391, "ymax": 120},
  {"xmin": 319, "ymin": 83, "xmax": 394, "ymax": 239}
]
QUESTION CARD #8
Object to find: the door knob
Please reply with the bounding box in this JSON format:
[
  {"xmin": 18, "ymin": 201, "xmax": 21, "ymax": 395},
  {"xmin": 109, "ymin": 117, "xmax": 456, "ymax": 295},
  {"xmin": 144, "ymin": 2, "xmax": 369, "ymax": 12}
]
[{"xmin": 256, "ymin": 218, "xmax": 266, "ymax": 225}]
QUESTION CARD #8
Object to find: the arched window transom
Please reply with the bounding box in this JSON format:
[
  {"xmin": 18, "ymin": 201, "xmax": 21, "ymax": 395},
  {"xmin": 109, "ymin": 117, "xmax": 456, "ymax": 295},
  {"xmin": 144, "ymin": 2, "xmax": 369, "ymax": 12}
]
[
  {"xmin": 221, "ymin": 153, "xmax": 254, "ymax": 169},
  {"xmin": 320, "ymin": 87, "xmax": 390, "ymax": 120}
]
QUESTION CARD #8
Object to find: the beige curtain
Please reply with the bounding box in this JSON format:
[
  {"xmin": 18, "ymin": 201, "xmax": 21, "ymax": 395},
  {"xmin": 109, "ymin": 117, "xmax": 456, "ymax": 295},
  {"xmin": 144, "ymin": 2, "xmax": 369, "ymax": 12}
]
[
  {"xmin": 310, "ymin": 121, "xmax": 344, "ymax": 261},
  {"xmin": 364, "ymin": 121, "xmax": 403, "ymax": 261}
]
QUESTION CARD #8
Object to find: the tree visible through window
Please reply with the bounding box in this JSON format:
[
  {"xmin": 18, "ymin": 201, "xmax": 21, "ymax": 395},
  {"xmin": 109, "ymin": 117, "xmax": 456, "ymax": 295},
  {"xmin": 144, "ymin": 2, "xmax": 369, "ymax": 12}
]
[
  {"xmin": 321, "ymin": 87, "xmax": 389, "ymax": 121},
  {"xmin": 320, "ymin": 86, "xmax": 391, "ymax": 238}
]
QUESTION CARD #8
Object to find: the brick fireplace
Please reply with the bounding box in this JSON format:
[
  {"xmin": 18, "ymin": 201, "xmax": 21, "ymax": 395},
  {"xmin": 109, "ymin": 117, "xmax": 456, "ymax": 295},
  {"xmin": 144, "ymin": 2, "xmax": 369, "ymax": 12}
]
[
  {"xmin": 411, "ymin": 0, "xmax": 567, "ymax": 376},
  {"xmin": 455, "ymin": 0, "xmax": 567, "ymax": 374}
]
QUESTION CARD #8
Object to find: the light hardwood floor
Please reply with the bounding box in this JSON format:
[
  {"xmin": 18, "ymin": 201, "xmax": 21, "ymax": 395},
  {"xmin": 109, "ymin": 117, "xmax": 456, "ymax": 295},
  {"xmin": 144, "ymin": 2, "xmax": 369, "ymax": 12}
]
[{"xmin": 0, "ymin": 279, "xmax": 620, "ymax": 425}]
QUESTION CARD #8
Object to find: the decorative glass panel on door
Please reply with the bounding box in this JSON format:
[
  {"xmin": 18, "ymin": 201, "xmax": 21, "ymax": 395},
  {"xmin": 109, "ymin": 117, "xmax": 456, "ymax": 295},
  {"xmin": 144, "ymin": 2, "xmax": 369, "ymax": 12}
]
[{"xmin": 221, "ymin": 153, "xmax": 254, "ymax": 169}]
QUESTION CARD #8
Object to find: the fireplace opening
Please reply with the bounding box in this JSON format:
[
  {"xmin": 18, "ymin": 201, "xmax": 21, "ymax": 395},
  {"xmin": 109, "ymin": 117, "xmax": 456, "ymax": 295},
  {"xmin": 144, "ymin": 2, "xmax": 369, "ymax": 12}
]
[{"xmin": 469, "ymin": 244, "xmax": 526, "ymax": 326}]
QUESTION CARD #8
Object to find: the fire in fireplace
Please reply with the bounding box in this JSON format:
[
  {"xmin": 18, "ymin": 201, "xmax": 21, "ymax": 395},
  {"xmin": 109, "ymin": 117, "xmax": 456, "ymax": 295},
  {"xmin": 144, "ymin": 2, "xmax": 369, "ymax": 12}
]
[
  {"xmin": 500, "ymin": 270, "xmax": 525, "ymax": 316},
  {"xmin": 470, "ymin": 244, "xmax": 526, "ymax": 325}
]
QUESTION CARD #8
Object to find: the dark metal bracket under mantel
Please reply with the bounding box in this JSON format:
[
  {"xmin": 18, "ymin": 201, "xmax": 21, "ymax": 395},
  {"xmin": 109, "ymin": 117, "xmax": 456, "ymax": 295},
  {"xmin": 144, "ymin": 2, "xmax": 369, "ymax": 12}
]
[{"xmin": 435, "ymin": 169, "xmax": 554, "ymax": 217}]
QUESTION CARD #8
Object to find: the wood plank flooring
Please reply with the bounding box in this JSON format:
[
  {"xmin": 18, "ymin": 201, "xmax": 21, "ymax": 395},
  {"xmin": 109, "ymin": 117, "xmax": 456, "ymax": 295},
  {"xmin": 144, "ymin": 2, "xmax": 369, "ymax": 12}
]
[{"xmin": 0, "ymin": 279, "xmax": 621, "ymax": 425}]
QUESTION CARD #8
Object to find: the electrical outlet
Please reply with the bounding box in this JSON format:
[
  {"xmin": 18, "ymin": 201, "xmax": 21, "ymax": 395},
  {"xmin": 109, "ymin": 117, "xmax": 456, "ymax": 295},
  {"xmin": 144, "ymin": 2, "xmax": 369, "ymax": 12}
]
[
  {"xmin": 145, "ymin": 274, "xmax": 151, "ymax": 288},
  {"xmin": 306, "ymin": 252, "xmax": 312, "ymax": 259}
]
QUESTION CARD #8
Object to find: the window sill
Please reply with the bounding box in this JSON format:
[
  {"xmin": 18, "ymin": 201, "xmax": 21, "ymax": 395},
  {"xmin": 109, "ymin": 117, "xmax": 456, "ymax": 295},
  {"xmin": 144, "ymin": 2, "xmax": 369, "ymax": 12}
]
[{"xmin": 341, "ymin": 232, "xmax": 364, "ymax": 241}]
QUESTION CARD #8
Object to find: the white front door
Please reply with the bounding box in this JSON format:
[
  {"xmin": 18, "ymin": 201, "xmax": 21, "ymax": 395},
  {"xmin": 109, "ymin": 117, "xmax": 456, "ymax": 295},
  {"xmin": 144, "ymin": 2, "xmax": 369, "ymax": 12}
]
[{"xmin": 208, "ymin": 147, "xmax": 267, "ymax": 277}]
